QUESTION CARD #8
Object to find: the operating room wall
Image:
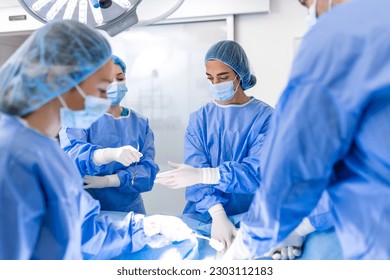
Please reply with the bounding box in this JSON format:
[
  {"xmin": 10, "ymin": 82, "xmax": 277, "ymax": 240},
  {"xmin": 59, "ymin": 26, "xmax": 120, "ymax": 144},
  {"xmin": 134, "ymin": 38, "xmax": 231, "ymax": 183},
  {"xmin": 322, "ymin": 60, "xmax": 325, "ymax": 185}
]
[
  {"xmin": 0, "ymin": 35, "xmax": 28, "ymax": 65},
  {"xmin": 235, "ymin": 0, "xmax": 307, "ymax": 107}
]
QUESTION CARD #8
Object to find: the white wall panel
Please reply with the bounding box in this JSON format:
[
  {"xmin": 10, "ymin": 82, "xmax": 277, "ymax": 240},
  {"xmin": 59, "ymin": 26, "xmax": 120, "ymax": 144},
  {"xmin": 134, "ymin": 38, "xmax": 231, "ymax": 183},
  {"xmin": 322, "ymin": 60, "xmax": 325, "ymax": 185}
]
[
  {"xmin": 138, "ymin": 0, "xmax": 270, "ymax": 21},
  {"xmin": 0, "ymin": 6, "xmax": 43, "ymax": 34}
]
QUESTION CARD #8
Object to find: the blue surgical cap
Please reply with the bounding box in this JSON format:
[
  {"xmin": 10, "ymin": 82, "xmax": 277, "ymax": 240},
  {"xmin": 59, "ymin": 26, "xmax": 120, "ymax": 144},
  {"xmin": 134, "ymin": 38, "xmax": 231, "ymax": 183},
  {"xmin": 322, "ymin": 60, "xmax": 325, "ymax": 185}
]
[
  {"xmin": 205, "ymin": 40, "xmax": 256, "ymax": 90},
  {"xmin": 112, "ymin": 55, "xmax": 126, "ymax": 73},
  {"xmin": 0, "ymin": 20, "xmax": 112, "ymax": 116}
]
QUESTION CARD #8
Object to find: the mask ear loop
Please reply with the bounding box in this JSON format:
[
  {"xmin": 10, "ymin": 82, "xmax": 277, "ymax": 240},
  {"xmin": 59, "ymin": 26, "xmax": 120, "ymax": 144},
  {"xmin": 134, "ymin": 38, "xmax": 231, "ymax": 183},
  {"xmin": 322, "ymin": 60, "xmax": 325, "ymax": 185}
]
[
  {"xmin": 57, "ymin": 95, "xmax": 68, "ymax": 108},
  {"xmin": 233, "ymin": 75, "xmax": 240, "ymax": 92},
  {"xmin": 328, "ymin": 0, "xmax": 333, "ymax": 10},
  {"xmin": 58, "ymin": 85, "xmax": 87, "ymax": 109},
  {"xmin": 74, "ymin": 84, "xmax": 87, "ymax": 99}
]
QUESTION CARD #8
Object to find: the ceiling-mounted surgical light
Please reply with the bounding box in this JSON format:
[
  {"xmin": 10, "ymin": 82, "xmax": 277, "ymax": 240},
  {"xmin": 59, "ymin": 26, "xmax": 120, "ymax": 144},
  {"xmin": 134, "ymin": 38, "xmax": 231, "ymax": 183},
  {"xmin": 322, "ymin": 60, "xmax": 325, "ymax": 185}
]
[
  {"xmin": 78, "ymin": 0, "xmax": 88, "ymax": 24},
  {"xmin": 63, "ymin": 0, "xmax": 78, "ymax": 20},
  {"xmin": 19, "ymin": 0, "xmax": 141, "ymax": 36},
  {"xmin": 112, "ymin": 0, "xmax": 131, "ymax": 9},
  {"xmin": 46, "ymin": 0, "xmax": 68, "ymax": 20},
  {"xmin": 32, "ymin": 0, "xmax": 51, "ymax": 11},
  {"xmin": 18, "ymin": 0, "xmax": 184, "ymax": 37},
  {"xmin": 99, "ymin": 0, "xmax": 112, "ymax": 9}
]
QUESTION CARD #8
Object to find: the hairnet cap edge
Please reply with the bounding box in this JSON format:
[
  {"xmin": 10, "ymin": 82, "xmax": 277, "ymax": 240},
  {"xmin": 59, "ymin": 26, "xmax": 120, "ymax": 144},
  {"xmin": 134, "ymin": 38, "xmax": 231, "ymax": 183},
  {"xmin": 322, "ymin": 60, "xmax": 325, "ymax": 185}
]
[
  {"xmin": 205, "ymin": 57, "xmax": 256, "ymax": 90},
  {"xmin": 18, "ymin": 55, "xmax": 112, "ymax": 116},
  {"xmin": 112, "ymin": 55, "xmax": 126, "ymax": 74}
]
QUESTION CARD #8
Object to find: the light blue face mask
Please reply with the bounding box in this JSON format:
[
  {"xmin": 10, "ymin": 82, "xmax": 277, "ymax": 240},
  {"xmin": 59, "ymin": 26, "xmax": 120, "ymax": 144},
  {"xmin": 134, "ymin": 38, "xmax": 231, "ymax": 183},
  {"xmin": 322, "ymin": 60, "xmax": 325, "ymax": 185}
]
[
  {"xmin": 106, "ymin": 81, "xmax": 128, "ymax": 105},
  {"xmin": 58, "ymin": 85, "xmax": 111, "ymax": 129},
  {"xmin": 208, "ymin": 75, "xmax": 239, "ymax": 102}
]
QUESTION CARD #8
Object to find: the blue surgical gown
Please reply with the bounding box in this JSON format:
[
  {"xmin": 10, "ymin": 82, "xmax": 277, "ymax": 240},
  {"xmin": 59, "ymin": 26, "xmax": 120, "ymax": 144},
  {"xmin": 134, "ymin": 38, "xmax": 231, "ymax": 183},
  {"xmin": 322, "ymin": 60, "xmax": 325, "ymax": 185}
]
[
  {"xmin": 183, "ymin": 97, "xmax": 274, "ymax": 222},
  {"xmin": 59, "ymin": 108, "xmax": 159, "ymax": 213},
  {"xmin": 241, "ymin": 0, "xmax": 390, "ymax": 260},
  {"xmin": 0, "ymin": 114, "xmax": 151, "ymax": 259}
]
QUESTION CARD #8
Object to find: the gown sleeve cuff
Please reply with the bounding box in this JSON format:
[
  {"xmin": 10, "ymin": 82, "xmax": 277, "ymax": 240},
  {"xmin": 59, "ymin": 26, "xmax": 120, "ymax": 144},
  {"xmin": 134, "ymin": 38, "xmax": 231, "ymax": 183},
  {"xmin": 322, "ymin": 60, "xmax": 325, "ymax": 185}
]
[
  {"xmin": 202, "ymin": 167, "xmax": 220, "ymax": 184},
  {"xmin": 107, "ymin": 174, "xmax": 121, "ymax": 187},
  {"xmin": 295, "ymin": 217, "xmax": 316, "ymax": 236}
]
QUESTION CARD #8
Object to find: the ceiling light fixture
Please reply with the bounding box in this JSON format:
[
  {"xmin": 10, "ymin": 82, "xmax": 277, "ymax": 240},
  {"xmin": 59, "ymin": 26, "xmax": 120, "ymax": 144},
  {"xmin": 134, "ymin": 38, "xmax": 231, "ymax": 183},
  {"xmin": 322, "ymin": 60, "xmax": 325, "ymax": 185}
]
[{"xmin": 17, "ymin": 0, "xmax": 185, "ymax": 36}]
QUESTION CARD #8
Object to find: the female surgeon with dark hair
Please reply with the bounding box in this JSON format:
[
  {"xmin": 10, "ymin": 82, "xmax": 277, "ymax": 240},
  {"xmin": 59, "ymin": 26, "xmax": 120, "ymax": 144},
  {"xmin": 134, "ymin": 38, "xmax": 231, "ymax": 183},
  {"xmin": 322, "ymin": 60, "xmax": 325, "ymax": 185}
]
[{"xmin": 155, "ymin": 40, "xmax": 274, "ymax": 251}]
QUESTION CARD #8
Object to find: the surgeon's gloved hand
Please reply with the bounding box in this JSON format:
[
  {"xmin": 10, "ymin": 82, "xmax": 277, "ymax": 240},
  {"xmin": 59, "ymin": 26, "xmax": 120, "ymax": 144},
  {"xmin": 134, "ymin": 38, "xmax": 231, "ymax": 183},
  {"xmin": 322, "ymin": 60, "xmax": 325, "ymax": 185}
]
[
  {"xmin": 154, "ymin": 161, "xmax": 220, "ymax": 189},
  {"xmin": 222, "ymin": 230, "xmax": 252, "ymax": 260},
  {"xmin": 92, "ymin": 145, "xmax": 143, "ymax": 167},
  {"xmin": 83, "ymin": 174, "xmax": 121, "ymax": 189},
  {"xmin": 264, "ymin": 218, "xmax": 315, "ymax": 260},
  {"xmin": 143, "ymin": 215, "xmax": 193, "ymax": 247},
  {"xmin": 209, "ymin": 203, "xmax": 237, "ymax": 250}
]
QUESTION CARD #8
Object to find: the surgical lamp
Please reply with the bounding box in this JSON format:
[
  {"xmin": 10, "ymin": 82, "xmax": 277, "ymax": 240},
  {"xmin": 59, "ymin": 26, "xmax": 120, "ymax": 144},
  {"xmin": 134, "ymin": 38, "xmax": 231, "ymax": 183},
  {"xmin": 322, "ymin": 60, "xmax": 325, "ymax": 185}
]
[{"xmin": 17, "ymin": 0, "xmax": 185, "ymax": 36}]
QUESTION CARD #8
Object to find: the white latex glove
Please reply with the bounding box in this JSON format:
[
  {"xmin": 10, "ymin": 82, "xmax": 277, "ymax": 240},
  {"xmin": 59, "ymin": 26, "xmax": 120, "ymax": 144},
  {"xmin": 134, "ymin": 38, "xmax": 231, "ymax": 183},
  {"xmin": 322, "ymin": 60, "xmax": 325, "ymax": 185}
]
[
  {"xmin": 83, "ymin": 174, "xmax": 121, "ymax": 189},
  {"xmin": 146, "ymin": 235, "xmax": 173, "ymax": 249},
  {"xmin": 154, "ymin": 161, "xmax": 220, "ymax": 189},
  {"xmin": 92, "ymin": 145, "xmax": 143, "ymax": 167},
  {"xmin": 209, "ymin": 203, "xmax": 237, "ymax": 250},
  {"xmin": 143, "ymin": 215, "xmax": 193, "ymax": 244},
  {"xmin": 222, "ymin": 230, "xmax": 252, "ymax": 260},
  {"xmin": 264, "ymin": 218, "xmax": 315, "ymax": 260}
]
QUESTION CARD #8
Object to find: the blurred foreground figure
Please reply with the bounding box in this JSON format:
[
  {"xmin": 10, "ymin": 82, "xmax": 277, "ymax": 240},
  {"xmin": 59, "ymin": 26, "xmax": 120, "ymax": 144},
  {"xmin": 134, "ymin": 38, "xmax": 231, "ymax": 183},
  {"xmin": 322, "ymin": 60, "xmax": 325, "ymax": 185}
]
[{"xmin": 226, "ymin": 0, "xmax": 390, "ymax": 260}]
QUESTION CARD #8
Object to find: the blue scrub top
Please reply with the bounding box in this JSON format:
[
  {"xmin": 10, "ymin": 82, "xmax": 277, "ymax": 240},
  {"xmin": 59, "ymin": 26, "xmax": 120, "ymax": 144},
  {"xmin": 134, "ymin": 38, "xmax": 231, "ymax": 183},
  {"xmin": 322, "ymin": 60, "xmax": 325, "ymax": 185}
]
[
  {"xmin": 0, "ymin": 114, "xmax": 151, "ymax": 259},
  {"xmin": 59, "ymin": 108, "xmax": 159, "ymax": 213},
  {"xmin": 183, "ymin": 97, "xmax": 274, "ymax": 222},
  {"xmin": 241, "ymin": 0, "xmax": 390, "ymax": 260}
]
